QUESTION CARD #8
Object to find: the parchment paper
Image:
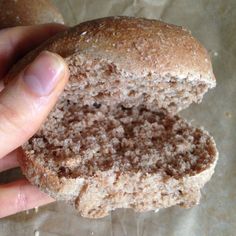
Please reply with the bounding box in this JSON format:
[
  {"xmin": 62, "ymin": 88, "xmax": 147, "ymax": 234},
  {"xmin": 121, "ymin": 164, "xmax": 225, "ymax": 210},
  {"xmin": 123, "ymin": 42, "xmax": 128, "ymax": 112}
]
[{"xmin": 1, "ymin": 0, "xmax": 236, "ymax": 235}]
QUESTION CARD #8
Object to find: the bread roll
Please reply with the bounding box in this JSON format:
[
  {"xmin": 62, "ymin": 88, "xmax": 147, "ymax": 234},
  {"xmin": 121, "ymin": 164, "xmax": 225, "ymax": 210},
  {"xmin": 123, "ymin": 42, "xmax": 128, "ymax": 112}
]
[
  {"xmin": 10, "ymin": 17, "xmax": 217, "ymax": 218},
  {"xmin": 0, "ymin": 0, "xmax": 64, "ymax": 29},
  {"xmin": 7, "ymin": 16, "xmax": 215, "ymax": 114}
]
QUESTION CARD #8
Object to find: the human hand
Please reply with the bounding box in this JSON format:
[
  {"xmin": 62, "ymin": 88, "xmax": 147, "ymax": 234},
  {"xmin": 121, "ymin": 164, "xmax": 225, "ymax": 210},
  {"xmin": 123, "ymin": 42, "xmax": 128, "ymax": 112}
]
[{"xmin": 0, "ymin": 24, "xmax": 69, "ymax": 218}]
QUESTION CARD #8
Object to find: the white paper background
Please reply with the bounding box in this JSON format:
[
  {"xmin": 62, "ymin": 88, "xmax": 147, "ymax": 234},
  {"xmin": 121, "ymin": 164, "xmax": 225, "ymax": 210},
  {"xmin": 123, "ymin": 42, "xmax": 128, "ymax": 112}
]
[{"xmin": 0, "ymin": 0, "xmax": 236, "ymax": 235}]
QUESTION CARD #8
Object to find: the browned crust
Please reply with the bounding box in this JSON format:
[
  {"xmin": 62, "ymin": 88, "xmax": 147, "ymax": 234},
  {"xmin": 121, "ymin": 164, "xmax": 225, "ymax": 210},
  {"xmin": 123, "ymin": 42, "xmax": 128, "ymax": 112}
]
[
  {"xmin": 0, "ymin": 0, "xmax": 64, "ymax": 29},
  {"xmin": 6, "ymin": 16, "xmax": 215, "ymax": 86}
]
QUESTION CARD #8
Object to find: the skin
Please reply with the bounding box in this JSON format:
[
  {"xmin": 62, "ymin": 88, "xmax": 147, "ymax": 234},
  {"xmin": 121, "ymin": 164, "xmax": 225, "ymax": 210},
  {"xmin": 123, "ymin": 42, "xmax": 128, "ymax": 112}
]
[{"xmin": 0, "ymin": 24, "xmax": 69, "ymax": 218}]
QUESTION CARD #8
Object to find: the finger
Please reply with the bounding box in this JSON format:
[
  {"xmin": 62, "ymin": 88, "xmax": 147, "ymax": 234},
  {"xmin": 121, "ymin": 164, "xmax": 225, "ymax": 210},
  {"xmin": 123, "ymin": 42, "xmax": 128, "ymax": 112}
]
[
  {"xmin": 0, "ymin": 179, "xmax": 54, "ymax": 218},
  {"xmin": 0, "ymin": 51, "xmax": 69, "ymax": 158},
  {"xmin": 0, "ymin": 23, "xmax": 67, "ymax": 78},
  {"xmin": 0, "ymin": 148, "xmax": 23, "ymax": 172}
]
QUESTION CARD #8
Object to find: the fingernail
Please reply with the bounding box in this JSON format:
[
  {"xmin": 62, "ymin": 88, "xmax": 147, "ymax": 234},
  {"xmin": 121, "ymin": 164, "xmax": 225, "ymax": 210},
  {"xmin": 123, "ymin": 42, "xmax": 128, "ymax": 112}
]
[{"xmin": 22, "ymin": 51, "xmax": 65, "ymax": 96}]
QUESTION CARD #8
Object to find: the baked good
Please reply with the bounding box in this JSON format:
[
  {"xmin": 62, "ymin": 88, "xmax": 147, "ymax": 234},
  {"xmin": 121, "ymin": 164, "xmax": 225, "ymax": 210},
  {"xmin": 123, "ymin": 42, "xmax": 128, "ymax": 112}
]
[
  {"xmin": 12, "ymin": 17, "xmax": 217, "ymax": 218},
  {"xmin": 0, "ymin": 0, "xmax": 64, "ymax": 29},
  {"xmin": 7, "ymin": 17, "xmax": 215, "ymax": 114},
  {"xmin": 20, "ymin": 108, "xmax": 217, "ymax": 218}
]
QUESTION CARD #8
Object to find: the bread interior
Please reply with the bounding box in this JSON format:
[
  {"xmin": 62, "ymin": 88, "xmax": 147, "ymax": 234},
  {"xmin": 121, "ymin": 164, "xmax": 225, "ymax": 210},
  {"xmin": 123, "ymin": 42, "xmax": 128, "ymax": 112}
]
[
  {"xmin": 25, "ymin": 54, "xmax": 217, "ymax": 180},
  {"xmin": 66, "ymin": 54, "xmax": 211, "ymax": 114}
]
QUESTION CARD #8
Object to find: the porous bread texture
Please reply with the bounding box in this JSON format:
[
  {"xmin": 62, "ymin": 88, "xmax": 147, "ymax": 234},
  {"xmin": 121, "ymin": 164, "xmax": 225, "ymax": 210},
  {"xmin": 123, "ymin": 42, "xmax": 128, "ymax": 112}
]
[
  {"xmin": 21, "ymin": 55, "xmax": 218, "ymax": 218},
  {"xmin": 21, "ymin": 152, "xmax": 216, "ymax": 219},
  {"xmin": 17, "ymin": 17, "xmax": 218, "ymax": 218},
  {"xmin": 21, "ymin": 100, "xmax": 217, "ymax": 218},
  {"xmin": 6, "ymin": 16, "xmax": 216, "ymax": 114},
  {"xmin": 0, "ymin": 0, "xmax": 64, "ymax": 29},
  {"xmin": 65, "ymin": 54, "xmax": 209, "ymax": 114}
]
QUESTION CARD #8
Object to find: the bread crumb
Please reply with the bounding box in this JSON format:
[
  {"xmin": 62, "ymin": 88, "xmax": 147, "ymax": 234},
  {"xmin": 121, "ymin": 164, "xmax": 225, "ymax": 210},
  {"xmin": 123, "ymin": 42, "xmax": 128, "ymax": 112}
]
[{"xmin": 25, "ymin": 103, "xmax": 216, "ymax": 179}]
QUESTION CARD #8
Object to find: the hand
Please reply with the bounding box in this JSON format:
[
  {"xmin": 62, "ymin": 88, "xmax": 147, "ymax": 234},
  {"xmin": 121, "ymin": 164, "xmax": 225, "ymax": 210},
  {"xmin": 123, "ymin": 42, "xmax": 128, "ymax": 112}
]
[{"xmin": 0, "ymin": 24, "xmax": 69, "ymax": 218}]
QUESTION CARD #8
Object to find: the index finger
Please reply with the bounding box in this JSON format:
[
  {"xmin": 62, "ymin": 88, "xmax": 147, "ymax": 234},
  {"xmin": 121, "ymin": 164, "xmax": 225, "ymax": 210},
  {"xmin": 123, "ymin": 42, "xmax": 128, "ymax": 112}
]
[{"xmin": 0, "ymin": 23, "xmax": 67, "ymax": 78}]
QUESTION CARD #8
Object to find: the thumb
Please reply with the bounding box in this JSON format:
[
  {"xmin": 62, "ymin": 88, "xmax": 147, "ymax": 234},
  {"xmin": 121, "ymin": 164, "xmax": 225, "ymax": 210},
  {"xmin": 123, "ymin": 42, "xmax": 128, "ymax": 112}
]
[{"xmin": 0, "ymin": 51, "xmax": 69, "ymax": 158}]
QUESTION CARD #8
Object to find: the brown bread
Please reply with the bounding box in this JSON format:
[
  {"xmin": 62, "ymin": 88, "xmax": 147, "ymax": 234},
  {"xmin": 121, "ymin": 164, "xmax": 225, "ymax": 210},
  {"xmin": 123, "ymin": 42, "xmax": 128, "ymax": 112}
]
[{"xmin": 12, "ymin": 17, "xmax": 217, "ymax": 218}]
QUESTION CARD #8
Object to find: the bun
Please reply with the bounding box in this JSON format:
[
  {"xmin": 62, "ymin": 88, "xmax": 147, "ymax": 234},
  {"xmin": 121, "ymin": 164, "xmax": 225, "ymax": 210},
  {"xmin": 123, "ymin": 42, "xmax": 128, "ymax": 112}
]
[
  {"xmin": 20, "ymin": 108, "xmax": 217, "ymax": 218},
  {"xmin": 13, "ymin": 17, "xmax": 217, "ymax": 218},
  {"xmin": 7, "ymin": 16, "xmax": 215, "ymax": 114},
  {"xmin": 0, "ymin": 0, "xmax": 64, "ymax": 29}
]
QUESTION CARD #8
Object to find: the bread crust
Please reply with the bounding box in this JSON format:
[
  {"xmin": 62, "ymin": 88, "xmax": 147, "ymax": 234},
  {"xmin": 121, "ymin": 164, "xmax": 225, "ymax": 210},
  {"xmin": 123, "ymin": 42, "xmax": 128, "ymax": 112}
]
[
  {"xmin": 0, "ymin": 0, "xmax": 64, "ymax": 29},
  {"xmin": 7, "ymin": 16, "xmax": 215, "ymax": 86}
]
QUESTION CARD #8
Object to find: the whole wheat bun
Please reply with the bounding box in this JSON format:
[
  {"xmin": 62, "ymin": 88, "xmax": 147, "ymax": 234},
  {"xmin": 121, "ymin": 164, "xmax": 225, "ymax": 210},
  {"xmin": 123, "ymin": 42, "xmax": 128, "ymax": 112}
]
[
  {"xmin": 13, "ymin": 17, "xmax": 217, "ymax": 218},
  {"xmin": 0, "ymin": 0, "xmax": 64, "ymax": 29},
  {"xmin": 7, "ymin": 16, "xmax": 215, "ymax": 114}
]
